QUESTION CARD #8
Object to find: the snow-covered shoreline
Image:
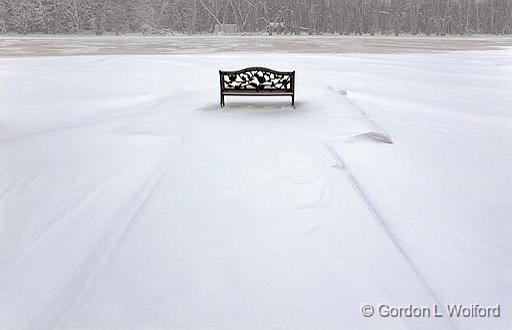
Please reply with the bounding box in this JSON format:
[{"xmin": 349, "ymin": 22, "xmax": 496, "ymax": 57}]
[{"xmin": 1, "ymin": 35, "xmax": 512, "ymax": 57}]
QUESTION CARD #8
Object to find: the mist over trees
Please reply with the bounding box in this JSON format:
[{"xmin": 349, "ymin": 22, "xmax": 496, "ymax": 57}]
[{"xmin": 0, "ymin": 0, "xmax": 511, "ymax": 36}]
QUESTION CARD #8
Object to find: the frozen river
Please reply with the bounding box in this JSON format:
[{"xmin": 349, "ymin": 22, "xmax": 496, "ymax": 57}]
[{"xmin": 1, "ymin": 35, "xmax": 512, "ymax": 57}]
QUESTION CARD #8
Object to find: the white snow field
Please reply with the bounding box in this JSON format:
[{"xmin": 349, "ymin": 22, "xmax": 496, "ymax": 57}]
[{"xmin": 1, "ymin": 45, "xmax": 511, "ymax": 330}]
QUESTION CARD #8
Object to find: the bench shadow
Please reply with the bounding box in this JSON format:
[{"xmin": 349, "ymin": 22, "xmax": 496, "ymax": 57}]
[{"xmin": 198, "ymin": 101, "xmax": 303, "ymax": 113}]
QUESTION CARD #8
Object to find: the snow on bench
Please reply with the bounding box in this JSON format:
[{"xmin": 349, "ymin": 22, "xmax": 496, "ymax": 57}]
[{"xmin": 219, "ymin": 67, "xmax": 295, "ymax": 107}]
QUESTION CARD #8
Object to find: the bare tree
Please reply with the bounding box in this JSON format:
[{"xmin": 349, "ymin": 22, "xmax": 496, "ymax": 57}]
[{"xmin": 0, "ymin": 0, "xmax": 510, "ymax": 35}]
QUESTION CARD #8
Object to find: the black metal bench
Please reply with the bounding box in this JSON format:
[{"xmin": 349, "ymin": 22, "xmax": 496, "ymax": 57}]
[{"xmin": 219, "ymin": 67, "xmax": 295, "ymax": 107}]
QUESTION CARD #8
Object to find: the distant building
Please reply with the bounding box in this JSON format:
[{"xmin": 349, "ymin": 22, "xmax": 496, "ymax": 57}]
[{"xmin": 214, "ymin": 24, "xmax": 239, "ymax": 34}]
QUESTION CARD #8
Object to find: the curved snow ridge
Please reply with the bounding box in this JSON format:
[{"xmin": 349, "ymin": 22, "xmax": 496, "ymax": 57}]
[
  {"xmin": 323, "ymin": 142, "xmax": 448, "ymax": 318},
  {"xmin": 330, "ymin": 131, "xmax": 393, "ymax": 144},
  {"xmin": 42, "ymin": 150, "xmax": 175, "ymax": 330},
  {"xmin": 0, "ymin": 140, "xmax": 181, "ymax": 330},
  {"xmin": 318, "ymin": 87, "xmax": 394, "ymax": 144},
  {"xmin": 0, "ymin": 91, "xmax": 179, "ymax": 143}
]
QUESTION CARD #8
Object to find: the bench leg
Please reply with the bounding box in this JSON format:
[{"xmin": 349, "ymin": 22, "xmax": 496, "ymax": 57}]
[
  {"xmin": 220, "ymin": 94, "xmax": 225, "ymax": 108},
  {"xmin": 291, "ymin": 95, "xmax": 295, "ymax": 107}
]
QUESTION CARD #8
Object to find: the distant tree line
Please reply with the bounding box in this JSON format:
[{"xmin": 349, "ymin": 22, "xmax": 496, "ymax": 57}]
[{"xmin": 1, "ymin": 0, "xmax": 511, "ymax": 36}]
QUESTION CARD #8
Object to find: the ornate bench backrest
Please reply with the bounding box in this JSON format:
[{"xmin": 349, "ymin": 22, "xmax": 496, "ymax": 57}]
[{"xmin": 220, "ymin": 67, "xmax": 295, "ymax": 92}]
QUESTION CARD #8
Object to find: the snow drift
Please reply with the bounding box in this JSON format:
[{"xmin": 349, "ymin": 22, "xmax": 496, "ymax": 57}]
[{"xmin": 0, "ymin": 50, "xmax": 511, "ymax": 330}]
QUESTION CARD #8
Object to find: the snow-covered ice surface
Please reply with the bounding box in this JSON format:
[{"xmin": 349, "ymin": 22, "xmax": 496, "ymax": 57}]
[
  {"xmin": 0, "ymin": 43, "xmax": 511, "ymax": 330},
  {"xmin": 1, "ymin": 35, "xmax": 512, "ymax": 57}
]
